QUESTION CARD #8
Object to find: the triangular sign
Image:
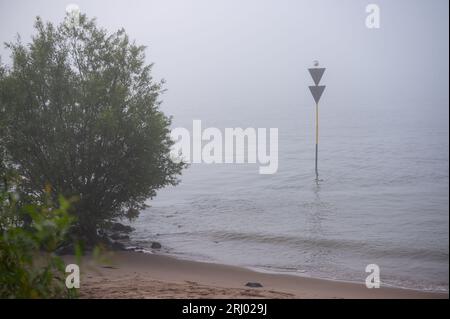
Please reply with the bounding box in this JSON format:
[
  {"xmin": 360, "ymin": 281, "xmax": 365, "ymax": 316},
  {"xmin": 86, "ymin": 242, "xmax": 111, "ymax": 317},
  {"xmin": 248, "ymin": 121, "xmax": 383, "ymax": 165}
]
[
  {"xmin": 308, "ymin": 68, "xmax": 326, "ymax": 86},
  {"xmin": 309, "ymin": 85, "xmax": 326, "ymax": 104}
]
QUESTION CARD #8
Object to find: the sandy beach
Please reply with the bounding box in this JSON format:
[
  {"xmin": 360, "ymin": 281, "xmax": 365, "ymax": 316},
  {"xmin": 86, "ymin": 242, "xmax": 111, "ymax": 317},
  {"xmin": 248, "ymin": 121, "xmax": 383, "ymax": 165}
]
[{"xmin": 64, "ymin": 251, "xmax": 448, "ymax": 299}]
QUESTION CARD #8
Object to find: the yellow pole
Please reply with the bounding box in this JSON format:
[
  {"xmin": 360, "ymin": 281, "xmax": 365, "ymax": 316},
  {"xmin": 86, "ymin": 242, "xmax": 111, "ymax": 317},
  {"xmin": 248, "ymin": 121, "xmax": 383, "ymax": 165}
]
[{"xmin": 315, "ymin": 102, "xmax": 319, "ymax": 181}]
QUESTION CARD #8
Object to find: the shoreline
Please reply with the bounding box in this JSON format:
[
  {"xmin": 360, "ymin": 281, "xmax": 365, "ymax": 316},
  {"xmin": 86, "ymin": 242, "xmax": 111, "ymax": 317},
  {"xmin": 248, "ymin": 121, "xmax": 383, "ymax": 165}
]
[
  {"xmin": 137, "ymin": 250, "xmax": 449, "ymax": 294},
  {"xmin": 65, "ymin": 251, "xmax": 448, "ymax": 299}
]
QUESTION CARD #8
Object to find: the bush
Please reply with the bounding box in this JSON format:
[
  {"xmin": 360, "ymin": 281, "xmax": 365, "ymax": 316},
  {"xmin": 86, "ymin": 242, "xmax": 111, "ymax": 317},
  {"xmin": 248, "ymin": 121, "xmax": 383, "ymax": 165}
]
[
  {"xmin": 0, "ymin": 14, "xmax": 186, "ymax": 243},
  {"xmin": 0, "ymin": 179, "xmax": 77, "ymax": 298}
]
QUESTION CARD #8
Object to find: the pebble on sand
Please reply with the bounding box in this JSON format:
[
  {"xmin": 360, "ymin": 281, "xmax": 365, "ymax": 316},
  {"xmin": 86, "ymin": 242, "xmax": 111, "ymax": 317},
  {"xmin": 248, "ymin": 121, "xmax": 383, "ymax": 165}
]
[{"xmin": 245, "ymin": 282, "xmax": 263, "ymax": 288}]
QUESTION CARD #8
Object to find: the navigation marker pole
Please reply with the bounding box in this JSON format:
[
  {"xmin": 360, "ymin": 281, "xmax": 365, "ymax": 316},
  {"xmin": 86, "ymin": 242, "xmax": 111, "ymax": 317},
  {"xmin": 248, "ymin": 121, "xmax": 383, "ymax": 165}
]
[
  {"xmin": 308, "ymin": 61, "xmax": 326, "ymax": 182},
  {"xmin": 315, "ymin": 101, "xmax": 319, "ymax": 179}
]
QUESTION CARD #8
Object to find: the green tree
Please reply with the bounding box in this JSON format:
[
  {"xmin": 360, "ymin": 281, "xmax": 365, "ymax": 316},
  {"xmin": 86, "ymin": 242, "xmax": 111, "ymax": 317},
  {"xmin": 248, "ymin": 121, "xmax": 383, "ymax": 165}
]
[{"xmin": 0, "ymin": 15, "xmax": 185, "ymax": 243}]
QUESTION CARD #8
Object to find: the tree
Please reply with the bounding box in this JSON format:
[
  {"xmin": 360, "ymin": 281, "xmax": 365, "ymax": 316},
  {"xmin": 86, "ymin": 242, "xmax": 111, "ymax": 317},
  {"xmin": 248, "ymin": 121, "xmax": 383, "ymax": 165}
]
[{"xmin": 0, "ymin": 15, "xmax": 186, "ymax": 243}]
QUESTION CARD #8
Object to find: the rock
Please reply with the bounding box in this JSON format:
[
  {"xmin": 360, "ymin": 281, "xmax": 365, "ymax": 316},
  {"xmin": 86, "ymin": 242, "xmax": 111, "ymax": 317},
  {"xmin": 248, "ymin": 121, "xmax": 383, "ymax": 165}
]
[
  {"xmin": 111, "ymin": 223, "xmax": 134, "ymax": 233},
  {"xmin": 110, "ymin": 233, "xmax": 130, "ymax": 240},
  {"xmin": 151, "ymin": 242, "xmax": 162, "ymax": 249},
  {"xmin": 124, "ymin": 246, "xmax": 143, "ymax": 251},
  {"xmin": 245, "ymin": 282, "xmax": 263, "ymax": 288},
  {"xmin": 111, "ymin": 241, "xmax": 126, "ymax": 251}
]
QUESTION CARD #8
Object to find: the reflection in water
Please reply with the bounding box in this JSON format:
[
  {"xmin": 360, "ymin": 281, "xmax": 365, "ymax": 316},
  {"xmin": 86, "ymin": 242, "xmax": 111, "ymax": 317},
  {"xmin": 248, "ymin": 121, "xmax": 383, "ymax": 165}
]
[
  {"xmin": 303, "ymin": 181, "xmax": 327, "ymax": 268},
  {"xmin": 311, "ymin": 181, "xmax": 324, "ymax": 237}
]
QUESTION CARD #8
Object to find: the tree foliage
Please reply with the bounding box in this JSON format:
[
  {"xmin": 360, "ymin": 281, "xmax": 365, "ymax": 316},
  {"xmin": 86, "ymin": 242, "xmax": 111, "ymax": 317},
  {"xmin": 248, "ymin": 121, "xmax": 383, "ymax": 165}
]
[{"xmin": 0, "ymin": 15, "xmax": 185, "ymax": 242}]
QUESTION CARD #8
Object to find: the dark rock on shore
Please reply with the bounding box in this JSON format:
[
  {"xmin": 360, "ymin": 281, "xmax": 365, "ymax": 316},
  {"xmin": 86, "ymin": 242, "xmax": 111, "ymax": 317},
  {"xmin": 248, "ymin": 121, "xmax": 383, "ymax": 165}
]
[
  {"xmin": 111, "ymin": 241, "xmax": 126, "ymax": 251},
  {"xmin": 124, "ymin": 245, "xmax": 144, "ymax": 251},
  {"xmin": 151, "ymin": 242, "xmax": 162, "ymax": 249},
  {"xmin": 245, "ymin": 282, "xmax": 263, "ymax": 288},
  {"xmin": 110, "ymin": 233, "xmax": 130, "ymax": 240},
  {"xmin": 111, "ymin": 223, "xmax": 134, "ymax": 233}
]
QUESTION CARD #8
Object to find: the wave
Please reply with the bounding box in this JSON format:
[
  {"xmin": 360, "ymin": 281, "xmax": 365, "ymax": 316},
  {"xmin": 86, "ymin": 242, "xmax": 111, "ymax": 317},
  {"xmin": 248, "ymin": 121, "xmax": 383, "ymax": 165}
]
[{"xmin": 193, "ymin": 230, "xmax": 450, "ymax": 262}]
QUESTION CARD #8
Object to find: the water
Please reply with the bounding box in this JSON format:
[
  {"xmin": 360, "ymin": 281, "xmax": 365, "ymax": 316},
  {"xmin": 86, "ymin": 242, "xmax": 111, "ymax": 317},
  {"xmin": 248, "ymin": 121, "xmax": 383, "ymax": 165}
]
[{"xmin": 130, "ymin": 104, "xmax": 449, "ymax": 292}]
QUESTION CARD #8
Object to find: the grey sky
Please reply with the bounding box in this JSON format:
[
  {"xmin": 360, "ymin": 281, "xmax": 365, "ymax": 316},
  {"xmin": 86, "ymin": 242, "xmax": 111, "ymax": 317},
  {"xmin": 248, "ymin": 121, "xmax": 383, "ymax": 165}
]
[{"xmin": 0, "ymin": 0, "xmax": 448, "ymax": 127}]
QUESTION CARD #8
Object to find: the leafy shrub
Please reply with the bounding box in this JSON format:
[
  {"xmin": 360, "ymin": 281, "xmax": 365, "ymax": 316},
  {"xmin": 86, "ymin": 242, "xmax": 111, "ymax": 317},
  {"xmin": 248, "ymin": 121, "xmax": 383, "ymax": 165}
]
[{"xmin": 0, "ymin": 180, "xmax": 77, "ymax": 299}]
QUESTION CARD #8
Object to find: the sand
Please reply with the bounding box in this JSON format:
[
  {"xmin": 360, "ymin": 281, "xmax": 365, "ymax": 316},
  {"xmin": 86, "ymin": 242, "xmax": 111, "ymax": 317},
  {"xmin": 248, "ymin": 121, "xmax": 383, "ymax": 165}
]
[{"xmin": 64, "ymin": 251, "xmax": 448, "ymax": 299}]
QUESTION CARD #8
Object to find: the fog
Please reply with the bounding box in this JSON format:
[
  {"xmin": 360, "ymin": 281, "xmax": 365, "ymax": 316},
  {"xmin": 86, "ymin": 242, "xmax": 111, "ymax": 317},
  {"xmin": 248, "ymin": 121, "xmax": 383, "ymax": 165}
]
[
  {"xmin": 1, "ymin": 0, "xmax": 448, "ymax": 128},
  {"xmin": 1, "ymin": 1, "xmax": 448, "ymax": 292}
]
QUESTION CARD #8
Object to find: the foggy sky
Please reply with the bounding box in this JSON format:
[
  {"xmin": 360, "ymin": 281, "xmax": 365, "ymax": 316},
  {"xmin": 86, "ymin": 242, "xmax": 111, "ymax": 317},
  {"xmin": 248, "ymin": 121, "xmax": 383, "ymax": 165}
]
[{"xmin": 0, "ymin": 0, "xmax": 448, "ymax": 128}]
